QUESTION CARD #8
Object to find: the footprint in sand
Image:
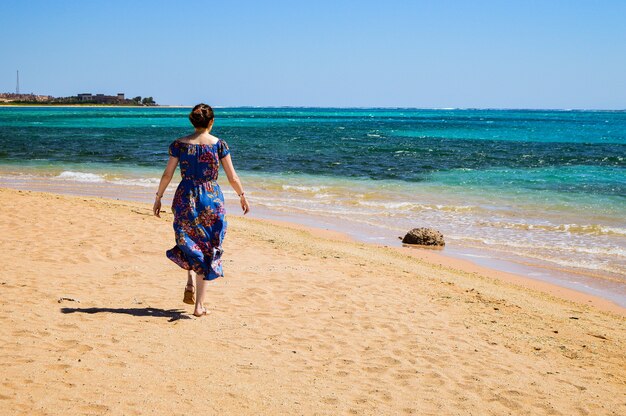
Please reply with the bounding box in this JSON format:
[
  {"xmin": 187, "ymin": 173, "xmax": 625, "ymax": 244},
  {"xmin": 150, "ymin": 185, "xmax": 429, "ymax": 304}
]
[
  {"xmin": 46, "ymin": 363, "xmax": 71, "ymax": 371},
  {"xmin": 60, "ymin": 340, "xmax": 94, "ymax": 353},
  {"xmin": 322, "ymin": 397, "xmax": 339, "ymax": 405}
]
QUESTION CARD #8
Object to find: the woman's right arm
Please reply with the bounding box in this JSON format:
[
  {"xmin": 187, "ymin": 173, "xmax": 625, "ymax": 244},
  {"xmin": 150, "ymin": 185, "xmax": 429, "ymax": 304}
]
[
  {"xmin": 220, "ymin": 154, "xmax": 249, "ymax": 215},
  {"xmin": 153, "ymin": 156, "xmax": 179, "ymax": 217}
]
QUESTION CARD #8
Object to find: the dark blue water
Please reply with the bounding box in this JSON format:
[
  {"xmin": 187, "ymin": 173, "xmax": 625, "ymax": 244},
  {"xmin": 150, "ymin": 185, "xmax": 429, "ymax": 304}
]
[{"xmin": 0, "ymin": 107, "xmax": 624, "ymax": 197}]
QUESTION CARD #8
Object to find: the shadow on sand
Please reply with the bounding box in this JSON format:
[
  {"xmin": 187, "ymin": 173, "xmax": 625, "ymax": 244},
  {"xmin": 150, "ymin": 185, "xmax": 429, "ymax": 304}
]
[{"xmin": 61, "ymin": 307, "xmax": 191, "ymax": 322}]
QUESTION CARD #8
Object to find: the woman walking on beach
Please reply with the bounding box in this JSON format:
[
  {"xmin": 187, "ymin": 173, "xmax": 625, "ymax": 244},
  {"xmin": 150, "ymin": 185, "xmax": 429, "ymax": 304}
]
[{"xmin": 153, "ymin": 104, "xmax": 249, "ymax": 316}]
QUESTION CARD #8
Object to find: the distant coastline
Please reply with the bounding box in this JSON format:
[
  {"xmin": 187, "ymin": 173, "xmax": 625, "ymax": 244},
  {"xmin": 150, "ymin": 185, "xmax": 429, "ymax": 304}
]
[
  {"xmin": 0, "ymin": 103, "xmax": 156, "ymax": 107},
  {"xmin": 0, "ymin": 92, "xmax": 156, "ymax": 106},
  {"xmin": 0, "ymin": 103, "xmax": 167, "ymax": 107}
]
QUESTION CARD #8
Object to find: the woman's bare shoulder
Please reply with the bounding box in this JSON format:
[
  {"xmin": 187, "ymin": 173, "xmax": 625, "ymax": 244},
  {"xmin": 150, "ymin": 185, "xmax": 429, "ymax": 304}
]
[
  {"xmin": 174, "ymin": 134, "xmax": 194, "ymax": 144},
  {"xmin": 174, "ymin": 133, "xmax": 219, "ymax": 145}
]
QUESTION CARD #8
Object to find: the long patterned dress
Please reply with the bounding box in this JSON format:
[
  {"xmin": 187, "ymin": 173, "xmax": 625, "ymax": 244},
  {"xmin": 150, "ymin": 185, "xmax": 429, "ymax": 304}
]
[{"xmin": 166, "ymin": 139, "xmax": 230, "ymax": 280}]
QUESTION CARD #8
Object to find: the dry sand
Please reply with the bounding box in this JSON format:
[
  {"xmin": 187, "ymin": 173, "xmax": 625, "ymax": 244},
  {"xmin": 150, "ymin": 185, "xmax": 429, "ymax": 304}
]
[{"xmin": 0, "ymin": 187, "xmax": 624, "ymax": 415}]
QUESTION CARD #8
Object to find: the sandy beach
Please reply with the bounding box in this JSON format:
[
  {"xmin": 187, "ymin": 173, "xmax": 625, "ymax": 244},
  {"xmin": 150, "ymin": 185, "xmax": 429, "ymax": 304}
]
[{"xmin": 0, "ymin": 187, "xmax": 624, "ymax": 415}]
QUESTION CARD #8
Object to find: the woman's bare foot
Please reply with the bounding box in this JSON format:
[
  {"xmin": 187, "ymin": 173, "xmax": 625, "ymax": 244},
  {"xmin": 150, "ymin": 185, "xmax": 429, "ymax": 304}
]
[{"xmin": 193, "ymin": 306, "xmax": 208, "ymax": 317}]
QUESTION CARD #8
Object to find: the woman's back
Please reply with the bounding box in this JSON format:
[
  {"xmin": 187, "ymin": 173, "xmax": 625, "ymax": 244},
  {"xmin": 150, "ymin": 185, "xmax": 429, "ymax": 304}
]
[{"xmin": 168, "ymin": 138, "xmax": 230, "ymax": 182}]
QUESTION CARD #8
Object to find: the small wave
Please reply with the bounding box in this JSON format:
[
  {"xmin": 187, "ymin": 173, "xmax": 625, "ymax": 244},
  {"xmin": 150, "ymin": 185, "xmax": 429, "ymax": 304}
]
[
  {"xmin": 257, "ymin": 202, "xmax": 365, "ymax": 216},
  {"xmin": 551, "ymin": 223, "xmax": 626, "ymax": 236},
  {"xmin": 477, "ymin": 238, "xmax": 626, "ymax": 257},
  {"xmin": 480, "ymin": 221, "xmax": 626, "ymax": 237},
  {"xmin": 281, "ymin": 185, "xmax": 327, "ymax": 192},
  {"xmin": 53, "ymin": 171, "xmax": 162, "ymax": 188},
  {"xmin": 358, "ymin": 201, "xmax": 418, "ymax": 209},
  {"xmin": 540, "ymin": 257, "xmax": 608, "ymax": 272},
  {"xmin": 357, "ymin": 200, "xmax": 475, "ymax": 212},
  {"xmin": 458, "ymin": 253, "xmax": 491, "ymax": 259},
  {"xmin": 112, "ymin": 177, "xmax": 160, "ymax": 188},
  {"xmin": 602, "ymin": 226, "xmax": 626, "ymax": 236},
  {"xmin": 55, "ymin": 171, "xmax": 105, "ymax": 183},
  {"xmin": 457, "ymin": 237, "xmax": 626, "ymax": 275}
]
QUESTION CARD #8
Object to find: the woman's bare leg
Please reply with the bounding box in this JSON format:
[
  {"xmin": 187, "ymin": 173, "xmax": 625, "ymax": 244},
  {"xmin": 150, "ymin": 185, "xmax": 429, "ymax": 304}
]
[
  {"xmin": 194, "ymin": 273, "xmax": 208, "ymax": 316},
  {"xmin": 186, "ymin": 270, "xmax": 194, "ymax": 288}
]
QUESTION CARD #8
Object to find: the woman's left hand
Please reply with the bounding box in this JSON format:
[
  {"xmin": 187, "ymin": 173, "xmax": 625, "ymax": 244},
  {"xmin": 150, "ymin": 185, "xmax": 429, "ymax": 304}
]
[
  {"xmin": 153, "ymin": 197, "xmax": 162, "ymax": 217},
  {"xmin": 240, "ymin": 194, "xmax": 250, "ymax": 215}
]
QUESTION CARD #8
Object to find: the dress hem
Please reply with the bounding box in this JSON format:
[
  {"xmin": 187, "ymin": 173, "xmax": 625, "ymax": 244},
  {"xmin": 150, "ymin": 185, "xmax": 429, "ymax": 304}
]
[{"xmin": 166, "ymin": 246, "xmax": 223, "ymax": 281}]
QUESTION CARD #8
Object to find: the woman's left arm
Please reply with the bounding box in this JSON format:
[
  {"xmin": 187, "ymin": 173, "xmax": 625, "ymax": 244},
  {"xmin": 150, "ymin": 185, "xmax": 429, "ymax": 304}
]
[
  {"xmin": 153, "ymin": 156, "xmax": 179, "ymax": 217},
  {"xmin": 220, "ymin": 154, "xmax": 250, "ymax": 215}
]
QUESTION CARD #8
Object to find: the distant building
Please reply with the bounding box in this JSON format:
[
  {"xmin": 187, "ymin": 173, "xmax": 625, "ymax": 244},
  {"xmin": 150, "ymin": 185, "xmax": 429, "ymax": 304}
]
[{"xmin": 76, "ymin": 92, "xmax": 125, "ymax": 104}]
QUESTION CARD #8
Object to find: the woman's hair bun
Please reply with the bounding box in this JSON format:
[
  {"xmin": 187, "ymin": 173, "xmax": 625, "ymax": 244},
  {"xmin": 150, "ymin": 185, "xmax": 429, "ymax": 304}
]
[{"xmin": 189, "ymin": 103, "xmax": 214, "ymax": 128}]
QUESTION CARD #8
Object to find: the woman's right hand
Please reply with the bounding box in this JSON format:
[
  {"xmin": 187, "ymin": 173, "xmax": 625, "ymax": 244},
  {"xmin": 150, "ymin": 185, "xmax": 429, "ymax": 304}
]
[
  {"xmin": 240, "ymin": 194, "xmax": 250, "ymax": 215},
  {"xmin": 153, "ymin": 197, "xmax": 162, "ymax": 217}
]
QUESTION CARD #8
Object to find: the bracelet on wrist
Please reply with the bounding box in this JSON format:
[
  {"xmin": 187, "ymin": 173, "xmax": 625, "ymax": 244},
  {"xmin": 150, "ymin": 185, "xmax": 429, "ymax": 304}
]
[
  {"xmin": 238, "ymin": 192, "xmax": 245, "ymax": 197},
  {"xmin": 155, "ymin": 192, "xmax": 163, "ymax": 198}
]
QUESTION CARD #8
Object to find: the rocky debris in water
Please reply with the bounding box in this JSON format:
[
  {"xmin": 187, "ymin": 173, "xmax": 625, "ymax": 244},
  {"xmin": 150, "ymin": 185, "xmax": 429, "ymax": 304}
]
[{"xmin": 401, "ymin": 228, "xmax": 445, "ymax": 246}]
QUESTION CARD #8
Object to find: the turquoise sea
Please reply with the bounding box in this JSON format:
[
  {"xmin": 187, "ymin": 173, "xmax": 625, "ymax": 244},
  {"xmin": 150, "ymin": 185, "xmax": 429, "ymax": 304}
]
[{"xmin": 1, "ymin": 107, "xmax": 625, "ymax": 305}]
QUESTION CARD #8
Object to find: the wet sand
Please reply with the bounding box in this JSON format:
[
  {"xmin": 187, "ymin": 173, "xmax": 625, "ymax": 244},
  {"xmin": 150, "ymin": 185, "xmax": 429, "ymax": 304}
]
[{"xmin": 0, "ymin": 188, "xmax": 624, "ymax": 415}]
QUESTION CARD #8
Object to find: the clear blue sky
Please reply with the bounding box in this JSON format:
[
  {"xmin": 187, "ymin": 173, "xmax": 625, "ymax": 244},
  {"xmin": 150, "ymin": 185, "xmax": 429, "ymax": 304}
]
[{"xmin": 1, "ymin": 0, "xmax": 625, "ymax": 108}]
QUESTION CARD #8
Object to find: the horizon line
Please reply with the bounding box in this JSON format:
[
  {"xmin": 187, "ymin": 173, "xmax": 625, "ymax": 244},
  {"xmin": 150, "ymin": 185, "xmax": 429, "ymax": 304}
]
[{"xmin": 1, "ymin": 103, "xmax": 625, "ymax": 111}]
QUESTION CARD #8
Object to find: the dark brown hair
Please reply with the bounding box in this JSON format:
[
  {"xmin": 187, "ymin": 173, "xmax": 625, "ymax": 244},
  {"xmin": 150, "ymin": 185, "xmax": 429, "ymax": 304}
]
[{"xmin": 189, "ymin": 103, "xmax": 214, "ymax": 128}]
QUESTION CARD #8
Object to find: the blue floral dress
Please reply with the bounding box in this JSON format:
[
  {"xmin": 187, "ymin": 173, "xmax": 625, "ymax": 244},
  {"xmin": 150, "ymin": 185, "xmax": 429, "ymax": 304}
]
[{"xmin": 166, "ymin": 139, "xmax": 230, "ymax": 280}]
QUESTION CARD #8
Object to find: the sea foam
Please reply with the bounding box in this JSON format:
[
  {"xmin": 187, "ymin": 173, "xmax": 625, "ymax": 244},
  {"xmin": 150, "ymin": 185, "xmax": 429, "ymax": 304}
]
[
  {"xmin": 55, "ymin": 171, "xmax": 105, "ymax": 183},
  {"xmin": 55, "ymin": 171, "xmax": 160, "ymax": 188}
]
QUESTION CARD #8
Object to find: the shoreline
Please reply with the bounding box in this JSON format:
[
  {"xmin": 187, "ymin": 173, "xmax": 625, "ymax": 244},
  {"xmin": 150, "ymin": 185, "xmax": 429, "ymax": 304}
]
[
  {"xmin": 396, "ymin": 244, "xmax": 626, "ymax": 316},
  {"xmin": 244, "ymin": 202, "xmax": 626, "ymax": 309},
  {"xmin": 3, "ymin": 184, "xmax": 623, "ymax": 316},
  {"xmin": 0, "ymin": 104, "xmax": 170, "ymax": 108},
  {"xmin": 1, "ymin": 163, "xmax": 623, "ymax": 304},
  {"xmin": 0, "ymin": 164, "xmax": 624, "ymax": 310},
  {"xmin": 243, "ymin": 216, "xmax": 626, "ymax": 317}
]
